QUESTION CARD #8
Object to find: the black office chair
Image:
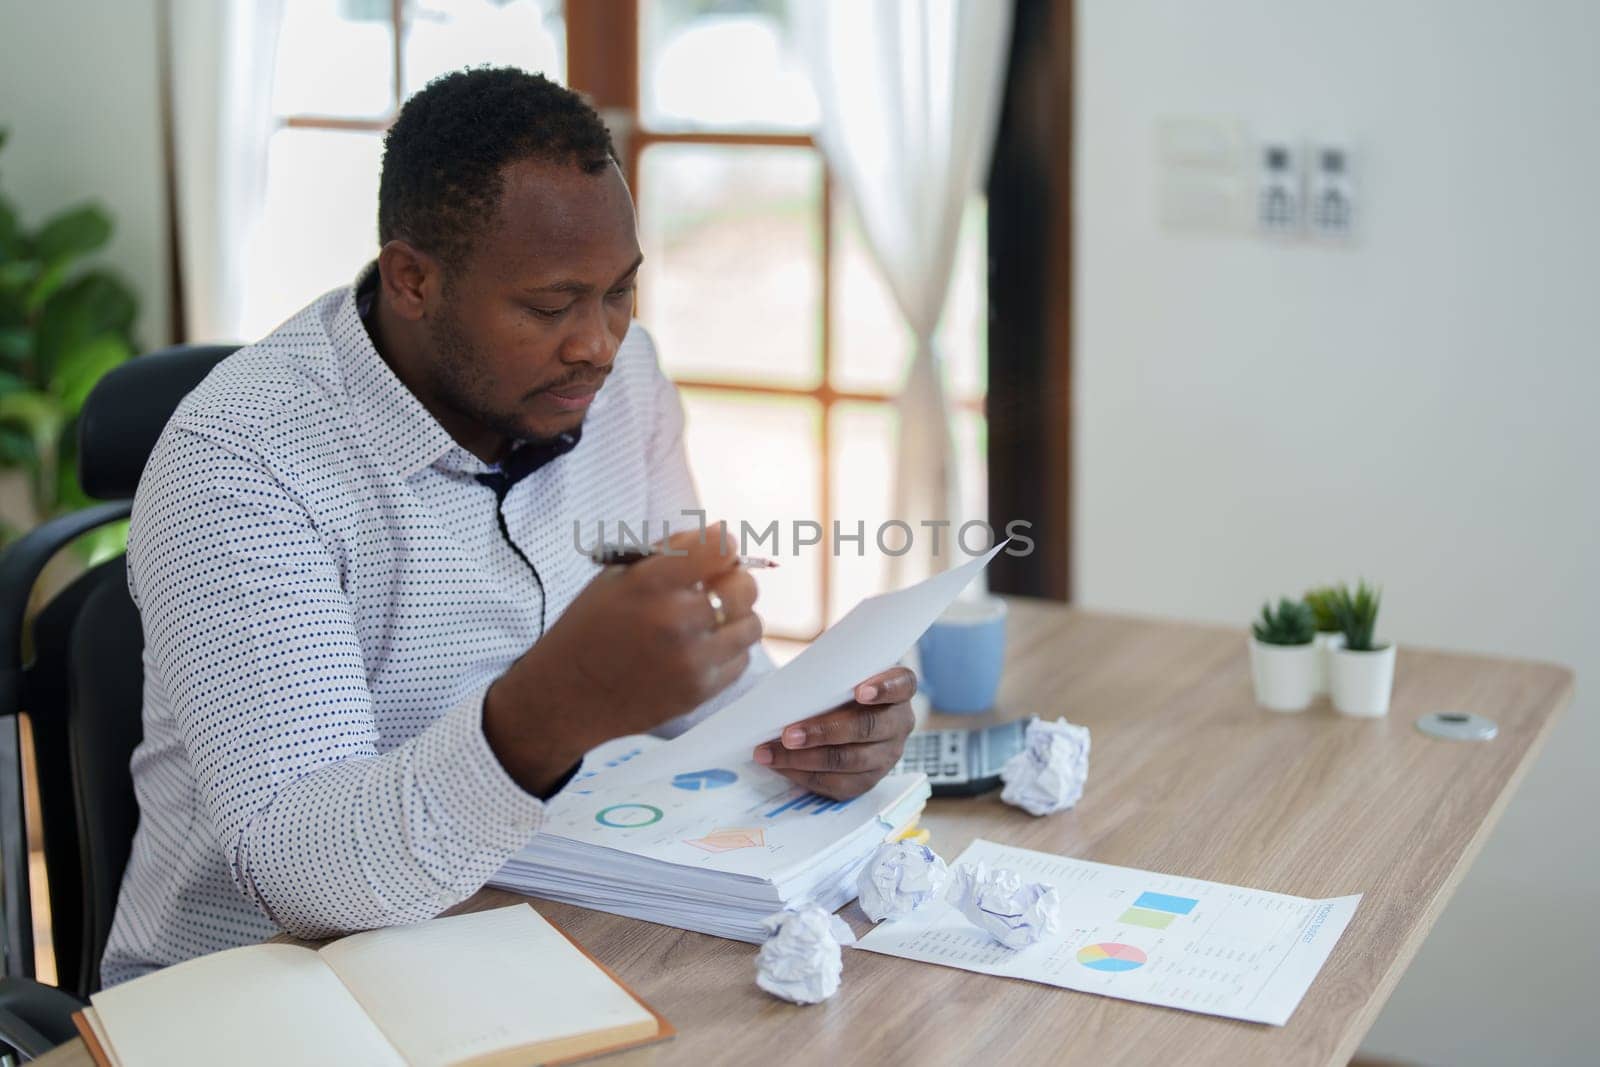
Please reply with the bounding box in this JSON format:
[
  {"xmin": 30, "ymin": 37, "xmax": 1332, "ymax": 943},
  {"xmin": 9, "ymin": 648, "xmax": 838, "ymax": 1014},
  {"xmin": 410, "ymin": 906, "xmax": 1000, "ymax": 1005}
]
[{"xmin": 0, "ymin": 344, "xmax": 238, "ymax": 1060}]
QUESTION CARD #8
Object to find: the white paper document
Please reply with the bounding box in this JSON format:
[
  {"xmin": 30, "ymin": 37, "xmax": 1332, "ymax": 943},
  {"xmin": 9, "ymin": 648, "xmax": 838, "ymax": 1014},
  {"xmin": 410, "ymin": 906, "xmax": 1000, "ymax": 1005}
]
[
  {"xmin": 583, "ymin": 543, "xmax": 1007, "ymax": 789},
  {"xmin": 492, "ymin": 735, "xmax": 931, "ymax": 941},
  {"xmin": 543, "ymin": 737, "xmax": 929, "ymax": 885},
  {"xmin": 855, "ymin": 839, "xmax": 1360, "ymax": 1026}
]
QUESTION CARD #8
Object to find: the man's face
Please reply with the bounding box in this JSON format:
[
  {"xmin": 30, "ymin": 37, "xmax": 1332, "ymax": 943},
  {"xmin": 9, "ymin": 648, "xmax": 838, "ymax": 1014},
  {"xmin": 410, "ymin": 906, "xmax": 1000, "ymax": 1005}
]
[{"xmin": 425, "ymin": 158, "xmax": 641, "ymax": 444}]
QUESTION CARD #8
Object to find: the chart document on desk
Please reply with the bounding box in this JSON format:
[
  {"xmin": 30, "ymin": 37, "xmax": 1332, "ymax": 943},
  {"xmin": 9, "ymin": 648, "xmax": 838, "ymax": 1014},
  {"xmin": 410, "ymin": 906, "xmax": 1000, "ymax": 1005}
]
[
  {"xmin": 528, "ymin": 734, "xmax": 928, "ymax": 883},
  {"xmin": 855, "ymin": 839, "xmax": 1360, "ymax": 1026}
]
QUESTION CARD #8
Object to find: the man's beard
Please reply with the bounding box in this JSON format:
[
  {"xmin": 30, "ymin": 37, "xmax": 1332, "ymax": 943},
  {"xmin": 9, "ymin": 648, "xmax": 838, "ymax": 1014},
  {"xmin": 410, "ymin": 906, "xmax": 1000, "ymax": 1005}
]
[{"xmin": 425, "ymin": 304, "xmax": 543, "ymax": 446}]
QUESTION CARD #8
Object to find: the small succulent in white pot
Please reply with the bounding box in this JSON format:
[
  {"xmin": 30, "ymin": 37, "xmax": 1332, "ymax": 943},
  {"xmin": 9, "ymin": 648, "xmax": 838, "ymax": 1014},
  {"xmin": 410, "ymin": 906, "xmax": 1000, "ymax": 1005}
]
[
  {"xmin": 1249, "ymin": 598, "xmax": 1317, "ymax": 712},
  {"xmin": 1303, "ymin": 587, "xmax": 1347, "ymax": 697},
  {"xmin": 1327, "ymin": 581, "xmax": 1394, "ymax": 717}
]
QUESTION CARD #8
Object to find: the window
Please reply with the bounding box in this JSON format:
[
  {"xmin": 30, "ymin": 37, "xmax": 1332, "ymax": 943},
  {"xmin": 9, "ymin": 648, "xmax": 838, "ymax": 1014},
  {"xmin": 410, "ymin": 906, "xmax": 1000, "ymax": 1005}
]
[
  {"xmin": 623, "ymin": 0, "xmax": 987, "ymax": 639},
  {"xmin": 251, "ymin": 0, "xmax": 987, "ymax": 639},
  {"xmin": 243, "ymin": 0, "xmax": 567, "ymax": 338}
]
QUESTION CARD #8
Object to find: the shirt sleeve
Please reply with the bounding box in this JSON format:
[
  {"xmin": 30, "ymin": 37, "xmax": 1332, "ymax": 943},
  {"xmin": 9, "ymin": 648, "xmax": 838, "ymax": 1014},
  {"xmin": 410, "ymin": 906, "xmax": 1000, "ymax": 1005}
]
[
  {"xmin": 128, "ymin": 426, "xmax": 544, "ymax": 939},
  {"xmin": 635, "ymin": 326, "xmax": 775, "ymax": 737}
]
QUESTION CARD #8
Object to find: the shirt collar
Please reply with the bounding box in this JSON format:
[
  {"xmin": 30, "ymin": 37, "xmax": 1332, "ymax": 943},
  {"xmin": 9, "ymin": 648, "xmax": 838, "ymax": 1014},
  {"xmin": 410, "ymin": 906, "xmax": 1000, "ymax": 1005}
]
[
  {"xmin": 337, "ymin": 263, "xmax": 457, "ymax": 478},
  {"xmin": 473, "ymin": 429, "xmax": 581, "ymax": 499}
]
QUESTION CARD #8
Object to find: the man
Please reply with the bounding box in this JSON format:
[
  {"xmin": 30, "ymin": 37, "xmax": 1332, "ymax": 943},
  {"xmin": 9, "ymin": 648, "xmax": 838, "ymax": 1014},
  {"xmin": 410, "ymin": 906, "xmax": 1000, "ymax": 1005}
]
[{"xmin": 102, "ymin": 68, "xmax": 915, "ymax": 985}]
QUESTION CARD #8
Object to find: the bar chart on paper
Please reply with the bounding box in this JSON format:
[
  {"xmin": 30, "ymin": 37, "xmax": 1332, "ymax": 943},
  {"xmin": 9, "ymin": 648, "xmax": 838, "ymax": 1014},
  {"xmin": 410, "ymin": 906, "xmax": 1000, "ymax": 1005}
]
[
  {"xmin": 1116, "ymin": 890, "xmax": 1198, "ymax": 929},
  {"xmin": 764, "ymin": 792, "xmax": 856, "ymax": 817},
  {"xmin": 856, "ymin": 839, "xmax": 1361, "ymax": 1026}
]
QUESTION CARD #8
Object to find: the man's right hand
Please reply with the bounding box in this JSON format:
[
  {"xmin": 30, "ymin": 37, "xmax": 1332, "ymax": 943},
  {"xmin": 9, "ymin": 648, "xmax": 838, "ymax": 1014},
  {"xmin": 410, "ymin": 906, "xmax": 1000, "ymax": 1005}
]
[{"xmin": 483, "ymin": 522, "xmax": 762, "ymax": 795}]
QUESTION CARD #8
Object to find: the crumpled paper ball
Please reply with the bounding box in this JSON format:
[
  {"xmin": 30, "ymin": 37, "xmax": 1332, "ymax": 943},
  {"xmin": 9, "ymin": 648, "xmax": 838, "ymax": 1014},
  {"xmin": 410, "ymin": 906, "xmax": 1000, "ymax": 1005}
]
[
  {"xmin": 857, "ymin": 840, "xmax": 951, "ymax": 922},
  {"xmin": 755, "ymin": 904, "xmax": 856, "ymax": 1004},
  {"xmin": 945, "ymin": 861, "xmax": 1061, "ymax": 949},
  {"xmin": 999, "ymin": 716, "xmax": 1091, "ymax": 816}
]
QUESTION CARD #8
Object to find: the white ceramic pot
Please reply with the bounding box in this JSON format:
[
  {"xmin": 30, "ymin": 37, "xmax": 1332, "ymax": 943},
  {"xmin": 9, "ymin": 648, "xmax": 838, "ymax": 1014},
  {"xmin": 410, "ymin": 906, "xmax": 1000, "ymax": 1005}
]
[
  {"xmin": 1329, "ymin": 643, "xmax": 1396, "ymax": 717},
  {"xmin": 1312, "ymin": 631, "xmax": 1346, "ymax": 696},
  {"xmin": 1248, "ymin": 638, "xmax": 1317, "ymax": 712}
]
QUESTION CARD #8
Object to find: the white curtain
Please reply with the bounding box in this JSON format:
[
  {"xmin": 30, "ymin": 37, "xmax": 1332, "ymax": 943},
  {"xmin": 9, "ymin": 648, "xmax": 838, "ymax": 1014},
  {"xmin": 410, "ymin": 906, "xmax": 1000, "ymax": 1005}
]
[
  {"xmin": 165, "ymin": 0, "xmax": 285, "ymax": 342},
  {"xmin": 793, "ymin": 0, "xmax": 1012, "ymax": 583}
]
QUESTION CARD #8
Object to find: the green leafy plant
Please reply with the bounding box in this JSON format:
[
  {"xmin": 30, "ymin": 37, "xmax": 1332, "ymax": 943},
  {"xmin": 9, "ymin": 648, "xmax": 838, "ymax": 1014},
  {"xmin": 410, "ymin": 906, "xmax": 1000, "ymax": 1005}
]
[
  {"xmin": 1302, "ymin": 586, "xmax": 1343, "ymax": 634},
  {"xmin": 1251, "ymin": 598, "xmax": 1316, "ymax": 646},
  {"xmin": 0, "ymin": 127, "xmax": 139, "ymax": 560},
  {"xmin": 1329, "ymin": 581, "xmax": 1384, "ymax": 652}
]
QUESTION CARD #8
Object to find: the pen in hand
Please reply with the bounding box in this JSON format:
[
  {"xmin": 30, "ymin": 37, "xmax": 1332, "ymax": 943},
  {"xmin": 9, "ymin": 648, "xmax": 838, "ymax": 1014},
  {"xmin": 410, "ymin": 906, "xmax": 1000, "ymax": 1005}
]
[{"xmin": 590, "ymin": 543, "xmax": 780, "ymax": 569}]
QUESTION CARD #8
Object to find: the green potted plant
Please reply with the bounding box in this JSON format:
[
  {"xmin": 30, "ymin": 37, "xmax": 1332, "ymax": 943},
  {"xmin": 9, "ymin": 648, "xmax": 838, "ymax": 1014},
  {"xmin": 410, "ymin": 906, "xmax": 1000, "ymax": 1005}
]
[
  {"xmin": 1303, "ymin": 586, "xmax": 1347, "ymax": 697},
  {"xmin": 1249, "ymin": 597, "xmax": 1317, "ymax": 712},
  {"xmin": 1326, "ymin": 581, "xmax": 1394, "ymax": 717},
  {"xmin": 0, "ymin": 128, "xmax": 139, "ymax": 563}
]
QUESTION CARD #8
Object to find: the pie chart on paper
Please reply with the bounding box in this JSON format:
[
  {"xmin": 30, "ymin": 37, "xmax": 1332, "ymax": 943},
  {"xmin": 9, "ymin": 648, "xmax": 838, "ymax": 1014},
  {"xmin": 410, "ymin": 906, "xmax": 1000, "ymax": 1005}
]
[
  {"xmin": 672, "ymin": 769, "xmax": 739, "ymax": 791},
  {"xmin": 1077, "ymin": 942, "xmax": 1148, "ymax": 973}
]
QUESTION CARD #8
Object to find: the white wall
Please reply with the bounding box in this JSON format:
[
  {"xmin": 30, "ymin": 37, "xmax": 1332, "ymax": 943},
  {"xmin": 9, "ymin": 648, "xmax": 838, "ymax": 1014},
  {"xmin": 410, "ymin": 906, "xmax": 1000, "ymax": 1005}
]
[
  {"xmin": 1074, "ymin": 1, "xmax": 1598, "ymax": 1063},
  {"xmin": 0, "ymin": 0, "xmax": 171, "ymax": 349}
]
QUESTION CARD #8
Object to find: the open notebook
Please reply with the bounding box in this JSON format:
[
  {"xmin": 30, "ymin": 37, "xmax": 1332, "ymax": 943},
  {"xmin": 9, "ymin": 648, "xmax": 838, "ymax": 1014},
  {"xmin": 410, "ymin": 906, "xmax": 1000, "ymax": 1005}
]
[{"xmin": 74, "ymin": 905, "xmax": 671, "ymax": 1067}]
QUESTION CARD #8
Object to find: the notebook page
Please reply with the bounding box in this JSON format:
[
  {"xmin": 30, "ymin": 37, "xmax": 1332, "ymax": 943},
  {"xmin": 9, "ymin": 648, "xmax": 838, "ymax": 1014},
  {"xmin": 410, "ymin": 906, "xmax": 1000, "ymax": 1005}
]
[
  {"xmin": 80, "ymin": 1008, "xmax": 118, "ymax": 1067},
  {"xmin": 319, "ymin": 905, "xmax": 656, "ymax": 1067},
  {"xmin": 89, "ymin": 943, "xmax": 403, "ymax": 1066}
]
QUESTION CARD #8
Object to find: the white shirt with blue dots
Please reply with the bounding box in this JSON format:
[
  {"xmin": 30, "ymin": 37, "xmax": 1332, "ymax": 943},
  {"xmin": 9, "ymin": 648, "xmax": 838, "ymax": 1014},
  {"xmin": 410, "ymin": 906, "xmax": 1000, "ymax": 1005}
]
[{"xmin": 101, "ymin": 267, "xmax": 767, "ymax": 985}]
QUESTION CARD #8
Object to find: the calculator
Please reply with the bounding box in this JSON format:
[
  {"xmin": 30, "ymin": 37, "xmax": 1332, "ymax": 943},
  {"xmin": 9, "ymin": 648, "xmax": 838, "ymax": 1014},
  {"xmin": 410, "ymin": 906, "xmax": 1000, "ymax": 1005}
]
[{"xmin": 893, "ymin": 720, "xmax": 1028, "ymax": 797}]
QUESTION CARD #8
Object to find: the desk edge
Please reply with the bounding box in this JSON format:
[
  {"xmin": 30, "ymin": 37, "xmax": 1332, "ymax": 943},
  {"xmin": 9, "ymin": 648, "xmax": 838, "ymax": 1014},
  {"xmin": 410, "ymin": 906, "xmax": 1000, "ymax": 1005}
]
[{"xmin": 1326, "ymin": 669, "xmax": 1575, "ymax": 1066}]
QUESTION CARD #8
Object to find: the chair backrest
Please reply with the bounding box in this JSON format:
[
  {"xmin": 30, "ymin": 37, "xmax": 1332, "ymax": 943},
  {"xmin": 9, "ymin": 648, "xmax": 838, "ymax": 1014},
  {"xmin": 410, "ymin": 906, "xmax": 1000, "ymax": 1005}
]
[
  {"xmin": 24, "ymin": 558, "xmax": 143, "ymax": 996},
  {"xmin": 78, "ymin": 344, "xmax": 240, "ymax": 501},
  {"xmin": 0, "ymin": 343, "xmax": 236, "ymax": 997}
]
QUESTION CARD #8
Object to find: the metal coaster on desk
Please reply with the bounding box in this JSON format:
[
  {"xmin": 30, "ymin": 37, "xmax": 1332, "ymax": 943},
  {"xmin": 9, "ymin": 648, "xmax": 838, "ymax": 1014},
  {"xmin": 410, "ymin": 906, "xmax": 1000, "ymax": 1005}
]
[{"xmin": 1416, "ymin": 712, "xmax": 1498, "ymax": 742}]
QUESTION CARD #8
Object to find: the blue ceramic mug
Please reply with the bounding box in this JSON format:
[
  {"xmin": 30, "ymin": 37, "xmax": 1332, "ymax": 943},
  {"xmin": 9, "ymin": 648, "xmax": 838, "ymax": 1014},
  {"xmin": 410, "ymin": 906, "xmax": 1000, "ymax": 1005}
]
[{"xmin": 916, "ymin": 596, "xmax": 1008, "ymax": 714}]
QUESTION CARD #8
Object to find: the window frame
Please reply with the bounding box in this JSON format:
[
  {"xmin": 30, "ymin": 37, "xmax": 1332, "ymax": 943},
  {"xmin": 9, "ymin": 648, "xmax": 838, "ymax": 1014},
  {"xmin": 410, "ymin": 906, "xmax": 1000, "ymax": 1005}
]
[{"xmin": 275, "ymin": 0, "xmax": 988, "ymax": 639}]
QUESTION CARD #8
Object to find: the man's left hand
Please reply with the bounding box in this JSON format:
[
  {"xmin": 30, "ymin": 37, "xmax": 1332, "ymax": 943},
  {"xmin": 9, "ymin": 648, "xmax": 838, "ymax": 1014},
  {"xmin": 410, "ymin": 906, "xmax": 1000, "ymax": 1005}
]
[{"xmin": 752, "ymin": 666, "xmax": 917, "ymax": 799}]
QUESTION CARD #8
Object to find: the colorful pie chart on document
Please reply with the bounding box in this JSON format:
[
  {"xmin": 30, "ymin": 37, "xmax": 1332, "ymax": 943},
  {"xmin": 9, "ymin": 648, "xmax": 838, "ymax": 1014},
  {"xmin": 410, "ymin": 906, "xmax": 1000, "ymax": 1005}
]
[{"xmin": 1076, "ymin": 943, "xmax": 1148, "ymax": 973}]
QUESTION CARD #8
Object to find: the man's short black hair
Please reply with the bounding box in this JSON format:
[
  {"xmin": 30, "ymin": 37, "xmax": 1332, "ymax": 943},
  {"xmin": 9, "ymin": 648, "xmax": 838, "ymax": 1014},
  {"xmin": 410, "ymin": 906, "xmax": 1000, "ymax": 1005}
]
[{"xmin": 378, "ymin": 67, "xmax": 616, "ymax": 267}]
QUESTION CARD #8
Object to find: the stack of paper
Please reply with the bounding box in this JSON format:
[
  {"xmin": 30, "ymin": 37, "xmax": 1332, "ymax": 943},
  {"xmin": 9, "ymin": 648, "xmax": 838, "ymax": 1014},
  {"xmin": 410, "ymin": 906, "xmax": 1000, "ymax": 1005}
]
[
  {"xmin": 494, "ymin": 738, "xmax": 929, "ymax": 941},
  {"xmin": 494, "ymin": 546, "xmax": 1005, "ymax": 940}
]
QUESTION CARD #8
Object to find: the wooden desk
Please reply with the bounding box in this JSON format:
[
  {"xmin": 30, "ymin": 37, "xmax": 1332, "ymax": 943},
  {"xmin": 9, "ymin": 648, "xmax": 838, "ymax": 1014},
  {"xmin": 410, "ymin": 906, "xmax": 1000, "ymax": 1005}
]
[{"xmin": 40, "ymin": 602, "xmax": 1570, "ymax": 1067}]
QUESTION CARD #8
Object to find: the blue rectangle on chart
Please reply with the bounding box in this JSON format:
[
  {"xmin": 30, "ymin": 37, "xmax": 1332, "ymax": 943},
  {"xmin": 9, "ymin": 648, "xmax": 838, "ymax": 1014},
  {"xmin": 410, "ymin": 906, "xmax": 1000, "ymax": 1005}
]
[
  {"xmin": 811, "ymin": 797, "xmax": 858, "ymax": 815},
  {"xmin": 768, "ymin": 793, "xmax": 859, "ymax": 818},
  {"xmin": 765, "ymin": 795, "xmax": 810, "ymax": 818},
  {"xmin": 768, "ymin": 793, "xmax": 822, "ymax": 818},
  {"xmin": 1134, "ymin": 891, "xmax": 1198, "ymax": 915}
]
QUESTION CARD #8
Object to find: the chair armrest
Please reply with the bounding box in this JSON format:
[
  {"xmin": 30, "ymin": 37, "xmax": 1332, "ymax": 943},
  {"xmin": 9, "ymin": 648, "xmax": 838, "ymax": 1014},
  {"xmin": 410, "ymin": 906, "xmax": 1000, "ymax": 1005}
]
[
  {"xmin": 0, "ymin": 1006, "xmax": 52, "ymax": 1061},
  {"xmin": 0, "ymin": 976, "xmax": 87, "ymax": 1059},
  {"xmin": 0, "ymin": 502, "xmax": 133, "ymax": 716}
]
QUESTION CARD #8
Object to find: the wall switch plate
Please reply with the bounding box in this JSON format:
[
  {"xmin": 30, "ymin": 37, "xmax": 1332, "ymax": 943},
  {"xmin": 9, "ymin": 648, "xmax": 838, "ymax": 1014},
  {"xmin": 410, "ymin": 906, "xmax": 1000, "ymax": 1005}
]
[
  {"xmin": 1256, "ymin": 141, "xmax": 1301, "ymax": 234},
  {"xmin": 1157, "ymin": 117, "xmax": 1246, "ymax": 170},
  {"xmin": 1308, "ymin": 144, "xmax": 1355, "ymax": 238},
  {"xmin": 1159, "ymin": 173, "xmax": 1247, "ymax": 231},
  {"xmin": 1155, "ymin": 118, "xmax": 1248, "ymax": 233}
]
